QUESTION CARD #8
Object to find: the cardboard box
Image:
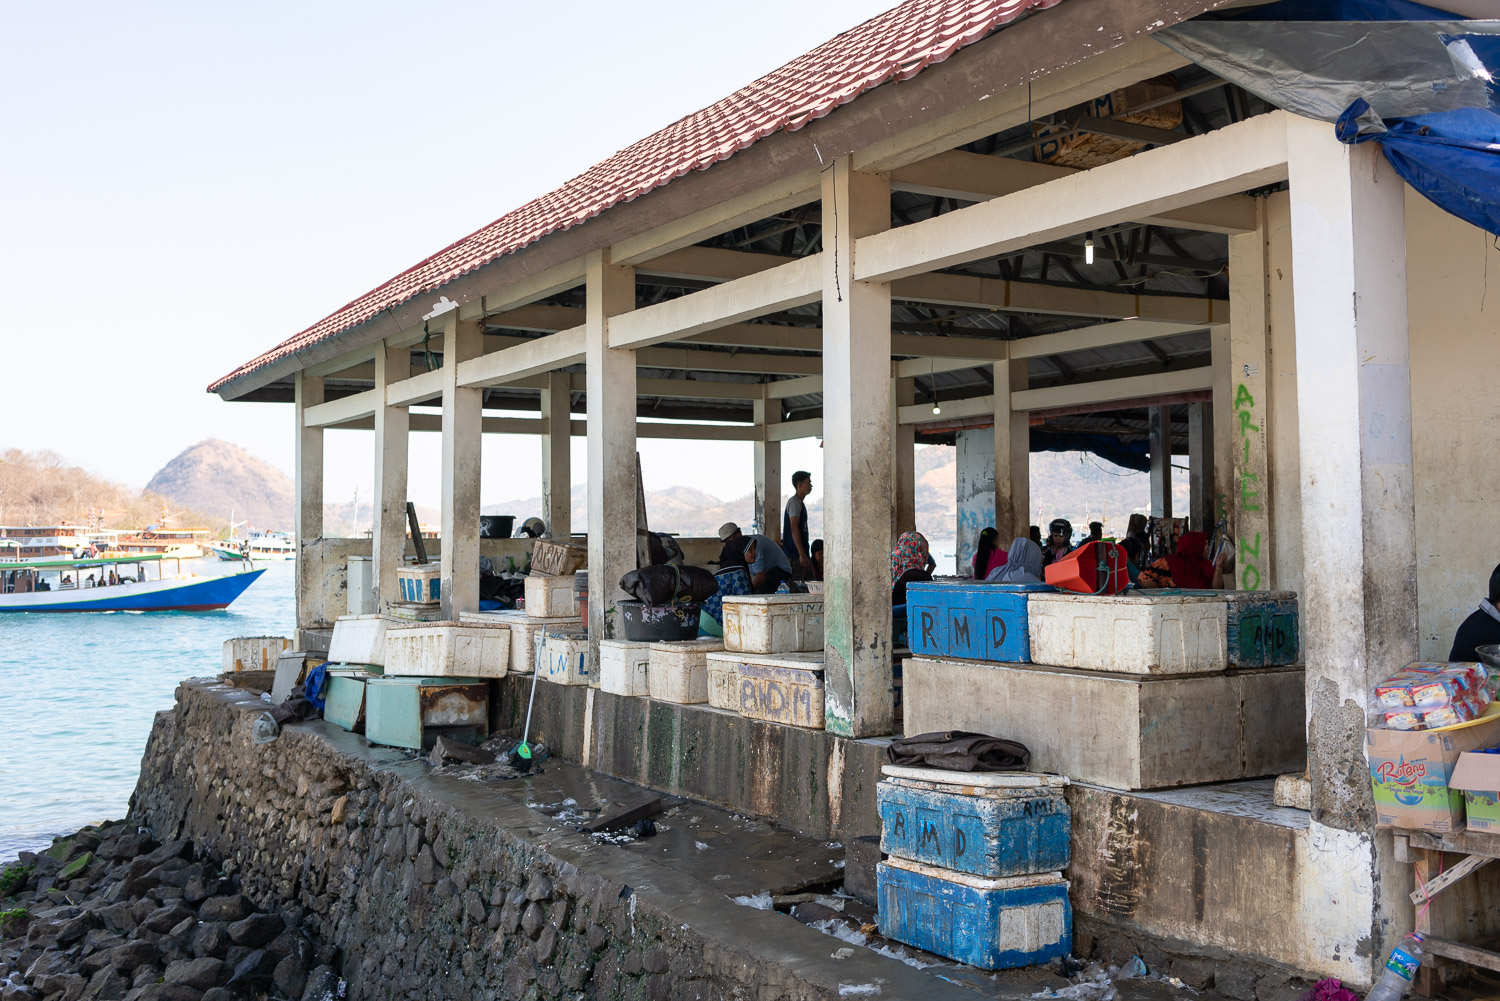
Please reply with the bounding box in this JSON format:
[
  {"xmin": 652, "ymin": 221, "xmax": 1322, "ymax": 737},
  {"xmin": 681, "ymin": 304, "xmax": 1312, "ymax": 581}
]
[
  {"xmin": 1449, "ymin": 751, "xmax": 1500, "ymax": 831},
  {"xmin": 1366, "ymin": 709, "xmax": 1500, "ymax": 832}
]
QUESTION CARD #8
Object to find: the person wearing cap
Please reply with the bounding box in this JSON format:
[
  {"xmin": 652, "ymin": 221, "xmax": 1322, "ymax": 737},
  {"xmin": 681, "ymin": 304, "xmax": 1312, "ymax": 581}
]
[
  {"xmin": 716, "ymin": 522, "xmax": 746, "ymax": 569},
  {"xmin": 1042, "ymin": 518, "xmax": 1074, "ymax": 567},
  {"xmin": 1450, "ymin": 563, "xmax": 1500, "ymax": 662},
  {"xmin": 740, "ymin": 533, "xmax": 793, "ymax": 594}
]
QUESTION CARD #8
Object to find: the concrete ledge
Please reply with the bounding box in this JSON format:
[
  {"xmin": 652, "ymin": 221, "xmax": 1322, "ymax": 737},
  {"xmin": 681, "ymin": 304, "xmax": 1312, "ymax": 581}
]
[{"xmin": 493, "ymin": 674, "xmax": 890, "ymax": 841}]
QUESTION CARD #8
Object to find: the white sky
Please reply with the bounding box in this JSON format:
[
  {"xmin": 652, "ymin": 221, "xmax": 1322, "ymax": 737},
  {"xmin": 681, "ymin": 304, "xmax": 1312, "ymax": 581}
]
[{"xmin": 0, "ymin": 1, "xmax": 893, "ymax": 512}]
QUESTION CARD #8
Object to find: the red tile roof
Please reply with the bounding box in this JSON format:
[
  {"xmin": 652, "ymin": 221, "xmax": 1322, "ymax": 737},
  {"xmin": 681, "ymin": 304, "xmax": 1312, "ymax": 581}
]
[{"xmin": 211, "ymin": 0, "xmax": 1061, "ymax": 394}]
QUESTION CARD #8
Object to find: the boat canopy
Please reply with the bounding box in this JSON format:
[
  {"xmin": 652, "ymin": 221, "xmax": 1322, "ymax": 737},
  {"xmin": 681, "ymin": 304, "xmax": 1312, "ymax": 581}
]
[{"xmin": 0, "ymin": 554, "xmax": 168, "ymax": 572}]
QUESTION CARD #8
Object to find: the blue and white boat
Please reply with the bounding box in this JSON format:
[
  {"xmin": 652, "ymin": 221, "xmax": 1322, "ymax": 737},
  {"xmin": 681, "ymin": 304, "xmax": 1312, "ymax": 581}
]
[{"xmin": 0, "ymin": 554, "xmax": 264, "ymax": 613}]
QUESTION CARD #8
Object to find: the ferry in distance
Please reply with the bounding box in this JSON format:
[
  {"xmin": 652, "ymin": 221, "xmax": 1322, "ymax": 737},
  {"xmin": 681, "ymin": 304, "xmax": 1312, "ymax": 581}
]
[
  {"xmin": 208, "ymin": 531, "xmax": 296, "ymax": 562},
  {"xmin": 0, "ymin": 554, "xmax": 264, "ymax": 612}
]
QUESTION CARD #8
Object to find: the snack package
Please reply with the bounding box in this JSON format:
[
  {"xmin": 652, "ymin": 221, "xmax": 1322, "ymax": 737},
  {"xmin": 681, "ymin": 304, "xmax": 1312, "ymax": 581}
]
[
  {"xmin": 1384, "ymin": 689, "xmax": 1492, "ymax": 731},
  {"xmin": 1375, "ymin": 663, "xmax": 1488, "ymax": 709}
]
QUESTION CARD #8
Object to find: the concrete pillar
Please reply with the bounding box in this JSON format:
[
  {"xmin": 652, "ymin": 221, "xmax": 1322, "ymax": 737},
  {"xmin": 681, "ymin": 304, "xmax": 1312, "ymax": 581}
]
[
  {"xmin": 994, "ymin": 356, "xmax": 1030, "ymax": 540},
  {"xmin": 1148, "ymin": 405, "xmax": 1172, "ymax": 523},
  {"xmin": 1288, "ymin": 116, "xmax": 1416, "ymax": 982},
  {"xmin": 541, "ymin": 371, "xmax": 572, "ymax": 539},
  {"xmin": 439, "ymin": 315, "xmax": 483, "ymax": 618},
  {"xmin": 754, "ymin": 388, "xmax": 782, "ymax": 539},
  {"xmin": 294, "ymin": 371, "xmax": 323, "ymax": 634},
  {"xmin": 372, "ymin": 341, "xmax": 410, "ymax": 612},
  {"xmin": 1228, "ymin": 204, "xmax": 1273, "ymax": 590},
  {"xmin": 586, "ymin": 251, "xmax": 638, "ymax": 671},
  {"xmin": 1187, "ymin": 403, "xmax": 1214, "ymax": 533},
  {"xmin": 821, "ymin": 156, "xmax": 894, "ymax": 739},
  {"xmin": 892, "ymin": 375, "xmax": 916, "ymax": 538}
]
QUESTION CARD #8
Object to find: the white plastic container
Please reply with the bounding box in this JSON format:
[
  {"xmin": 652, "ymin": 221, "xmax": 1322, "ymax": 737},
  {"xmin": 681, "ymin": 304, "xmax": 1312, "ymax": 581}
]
[
  {"xmin": 648, "ymin": 638, "xmax": 723, "ymax": 704},
  {"xmin": 346, "ymin": 556, "xmax": 374, "ymax": 615},
  {"xmin": 722, "ymin": 594, "xmax": 825, "ymax": 654},
  {"xmin": 599, "ymin": 639, "xmax": 652, "ymax": 697},
  {"xmin": 525, "ymin": 574, "xmax": 579, "ymax": 618},
  {"xmin": 221, "ymin": 635, "xmax": 291, "ymax": 673},
  {"xmin": 326, "ymin": 614, "xmax": 388, "ymax": 666},
  {"xmin": 459, "ymin": 610, "xmax": 579, "ymax": 674},
  {"xmin": 705, "ymin": 653, "xmax": 742, "ymax": 710},
  {"xmin": 734, "ymin": 652, "xmax": 826, "ymax": 728},
  {"xmin": 1026, "ymin": 592, "xmax": 1228, "ymax": 675},
  {"xmin": 541, "ymin": 629, "xmax": 591, "ymax": 686},
  {"xmin": 396, "ymin": 563, "xmax": 441, "ymax": 604},
  {"xmin": 383, "ymin": 621, "xmax": 510, "ymax": 678}
]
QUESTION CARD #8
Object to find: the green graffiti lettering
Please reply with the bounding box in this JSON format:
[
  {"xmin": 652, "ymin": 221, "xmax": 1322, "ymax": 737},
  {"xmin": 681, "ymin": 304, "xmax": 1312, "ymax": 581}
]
[
  {"xmin": 1234, "ymin": 383, "xmax": 1255, "ymax": 410},
  {"xmin": 1240, "ymin": 473, "xmax": 1262, "ymax": 512},
  {"xmin": 1240, "ymin": 532, "xmax": 1262, "ymax": 560},
  {"xmin": 1238, "ymin": 409, "xmax": 1257, "ymax": 436},
  {"xmin": 1242, "ymin": 564, "xmax": 1262, "ymax": 590}
]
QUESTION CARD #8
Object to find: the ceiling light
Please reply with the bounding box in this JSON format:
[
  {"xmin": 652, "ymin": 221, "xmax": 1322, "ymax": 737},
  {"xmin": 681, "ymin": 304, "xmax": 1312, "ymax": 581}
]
[{"xmin": 1084, "ymin": 236, "xmax": 1095, "ymax": 266}]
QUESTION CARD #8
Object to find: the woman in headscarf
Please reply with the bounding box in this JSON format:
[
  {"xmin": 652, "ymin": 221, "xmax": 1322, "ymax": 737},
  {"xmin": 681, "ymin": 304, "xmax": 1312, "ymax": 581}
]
[
  {"xmin": 986, "ymin": 537, "xmax": 1045, "ymax": 585},
  {"xmin": 891, "ymin": 531, "xmax": 934, "ymax": 605},
  {"xmin": 970, "ymin": 527, "xmax": 1006, "ymax": 580},
  {"xmin": 1138, "ymin": 531, "xmax": 1226, "ymax": 589}
]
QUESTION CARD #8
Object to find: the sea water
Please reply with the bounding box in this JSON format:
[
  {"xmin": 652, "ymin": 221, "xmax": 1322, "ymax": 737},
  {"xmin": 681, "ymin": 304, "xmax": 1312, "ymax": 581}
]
[{"xmin": 0, "ymin": 560, "xmax": 295, "ymax": 859}]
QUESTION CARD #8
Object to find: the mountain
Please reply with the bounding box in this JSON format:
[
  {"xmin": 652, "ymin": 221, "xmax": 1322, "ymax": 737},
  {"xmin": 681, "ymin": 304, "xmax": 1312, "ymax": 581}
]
[
  {"xmin": 144, "ymin": 440, "xmax": 294, "ymax": 533},
  {"xmin": 0, "ymin": 448, "xmax": 221, "ymax": 531}
]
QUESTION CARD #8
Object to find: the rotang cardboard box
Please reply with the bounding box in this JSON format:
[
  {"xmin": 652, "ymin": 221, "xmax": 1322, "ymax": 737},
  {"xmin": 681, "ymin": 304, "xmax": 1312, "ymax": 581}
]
[
  {"xmin": 1448, "ymin": 751, "xmax": 1500, "ymax": 831},
  {"xmin": 1366, "ymin": 707, "xmax": 1500, "ymax": 832}
]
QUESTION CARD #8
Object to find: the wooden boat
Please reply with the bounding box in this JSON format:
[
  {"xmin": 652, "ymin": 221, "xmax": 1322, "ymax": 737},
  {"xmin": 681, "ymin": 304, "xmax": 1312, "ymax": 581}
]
[{"xmin": 0, "ymin": 555, "xmax": 264, "ymax": 612}]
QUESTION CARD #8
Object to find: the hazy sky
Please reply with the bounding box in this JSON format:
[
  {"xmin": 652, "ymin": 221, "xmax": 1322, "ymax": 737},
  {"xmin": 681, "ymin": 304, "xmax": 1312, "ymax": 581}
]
[{"xmin": 1, "ymin": 1, "xmax": 894, "ymax": 515}]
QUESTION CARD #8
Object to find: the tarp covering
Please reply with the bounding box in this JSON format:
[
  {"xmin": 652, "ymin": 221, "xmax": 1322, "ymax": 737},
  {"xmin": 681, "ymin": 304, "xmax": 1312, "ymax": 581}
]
[{"xmin": 1031, "ymin": 429, "xmax": 1150, "ymax": 473}]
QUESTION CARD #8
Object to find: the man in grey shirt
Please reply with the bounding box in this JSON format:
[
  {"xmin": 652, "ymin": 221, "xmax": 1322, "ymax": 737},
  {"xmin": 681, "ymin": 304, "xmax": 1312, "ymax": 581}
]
[
  {"xmin": 781, "ymin": 470, "xmax": 813, "ymax": 577},
  {"xmin": 742, "ymin": 534, "xmax": 793, "ymax": 594}
]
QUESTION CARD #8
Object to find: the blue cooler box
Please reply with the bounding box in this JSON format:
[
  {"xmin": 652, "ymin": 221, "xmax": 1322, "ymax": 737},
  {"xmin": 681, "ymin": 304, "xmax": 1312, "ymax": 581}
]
[
  {"xmin": 905, "ymin": 582, "xmax": 1053, "ymax": 663},
  {"xmin": 877, "ymin": 766, "xmax": 1070, "ymax": 877},
  {"xmin": 878, "ymin": 858, "xmax": 1071, "ymax": 969}
]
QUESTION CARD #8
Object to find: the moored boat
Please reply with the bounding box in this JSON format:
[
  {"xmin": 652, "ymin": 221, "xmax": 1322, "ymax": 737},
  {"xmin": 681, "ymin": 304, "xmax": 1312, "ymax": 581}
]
[
  {"xmin": 0, "ymin": 555, "xmax": 264, "ymax": 612},
  {"xmin": 209, "ymin": 532, "xmax": 295, "ymax": 561}
]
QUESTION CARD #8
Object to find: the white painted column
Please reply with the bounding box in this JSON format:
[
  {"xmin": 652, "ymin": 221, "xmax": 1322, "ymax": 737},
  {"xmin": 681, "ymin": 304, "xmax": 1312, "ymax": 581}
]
[
  {"xmin": 994, "ymin": 356, "xmax": 1030, "ymax": 540},
  {"xmin": 1288, "ymin": 116, "xmax": 1416, "ymax": 984},
  {"xmin": 294, "ymin": 371, "xmax": 323, "ymax": 635},
  {"xmin": 439, "ymin": 315, "xmax": 483, "ymax": 618},
  {"xmin": 586, "ymin": 251, "xmax": 638, "ymax": 669},
  {"xmin": 892, "ymin": 375, "xmax": 916, "ymax": 538},
  {"xmin": 1228, "ymin": 210, "xmax": 1273, "ymax": 590},
  {"xmin": 754, "ymin": 387, "xmax": 782, "ymax": 539},
  {"xmin": 541, "ymin": 370, "xmax": 572, "ymax": 539},
  {"xmin": 1187, "ymin": 403, "xmax": 1214, "ymax": 533},
  {"xmin": 372, "ymin": 341, "xmax": 410, "ymax": 612},
  {"xmin": 821, "ymin": 157, "xmax": 894, "ymax": 738},
  {"xmin": 1148, "ymin": 405, "xmax": 1172, "ymax": 523}
]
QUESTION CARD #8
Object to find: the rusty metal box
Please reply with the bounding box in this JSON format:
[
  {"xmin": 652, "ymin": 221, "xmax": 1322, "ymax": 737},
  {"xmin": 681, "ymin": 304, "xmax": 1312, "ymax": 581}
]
[{"xmin": 362, "ymin": 676, "xmax": 488, "ymax": 750}]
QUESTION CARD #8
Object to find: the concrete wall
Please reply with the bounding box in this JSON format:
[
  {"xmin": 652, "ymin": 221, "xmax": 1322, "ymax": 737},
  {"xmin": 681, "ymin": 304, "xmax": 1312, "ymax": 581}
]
[
  {"xmin": 1406, "ymin": 192, "xmax": 1500, "ymax": 659},
  {"xmin": 955, "ymin": 428, "xmax": 996, "ymax": 576},
  {"xmin": 1265, "ymin": 192, "xmax": 1304, "ymax": 598}
]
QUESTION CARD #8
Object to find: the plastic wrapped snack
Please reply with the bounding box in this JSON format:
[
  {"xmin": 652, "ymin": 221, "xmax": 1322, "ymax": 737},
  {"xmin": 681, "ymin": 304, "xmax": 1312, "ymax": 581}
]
[
  {"xmin": 1383, "ymin": 690, "xmax": 1492, "ymax": 731},
  {"xmin": 1375, "ymin": 663, "xmax": 1488, "ymax": 710}
]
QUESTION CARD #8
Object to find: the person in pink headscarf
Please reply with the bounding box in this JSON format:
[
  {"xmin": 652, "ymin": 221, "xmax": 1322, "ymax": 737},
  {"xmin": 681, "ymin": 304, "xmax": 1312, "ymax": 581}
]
[{"xmin": 891, "ymin": 531, "xmax": 935, "ymax": 604}]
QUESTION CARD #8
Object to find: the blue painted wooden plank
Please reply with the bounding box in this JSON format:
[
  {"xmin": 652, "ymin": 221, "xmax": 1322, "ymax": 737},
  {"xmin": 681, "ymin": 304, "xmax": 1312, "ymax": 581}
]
[
  {"xmin": 878, "ymin": 780, "xmax": 1070, "ymax": 877},
  {"xmin": 877, "ymin": 862, "xmax": 1072, "ymax": 969},
  {"xmin": 905, "ymin": 582, "xmax": 1053, "ymax": 664}
]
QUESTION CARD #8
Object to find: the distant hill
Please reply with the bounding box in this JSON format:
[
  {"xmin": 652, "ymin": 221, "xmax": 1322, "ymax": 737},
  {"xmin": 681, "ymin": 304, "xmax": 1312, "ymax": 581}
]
[
  {"xmin": 145, "ymin": 440, "xmax": 294, "ymax": 533},
  {"xmin": 0, "ymin": 448, "xmax": 221, "ymax": 531}
]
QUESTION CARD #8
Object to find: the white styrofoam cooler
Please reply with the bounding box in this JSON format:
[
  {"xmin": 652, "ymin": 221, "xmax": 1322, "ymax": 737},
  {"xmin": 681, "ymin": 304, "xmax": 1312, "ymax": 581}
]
[
  {"xmin": 599, "ymin": 639, "xmax": 652, "ymax": 696},
  {"xmin": 525, "ymin": 574, "xmax": 579, "ymax": 618},
  {"xmin": 383, "ymin": 621, "xmax": 510, "ymax": 678},
  {"xmin": 459, "ymin": 610, "xmax": 578, "ymax": 674},
  {"xmin": 1026, "ymin": 592, "xmax": 1228, "ymax": 674},
  {"xmin": 541, "ymin": 629, "xmax": 591, "ymax": 686},
  {"xmin": 705, "ymin": 653, "xmax": 741, "ymax": 710},
  {"xmin": 648, "ymin": 638, "xmax": 723, "ymax": 704},
  {"xmin": 326, "ymin": 614, "xmax": 387, "ymax": 666},
  {"xmin": 722, "ymin": 594, "xmax": 824, "ymax": 654},
  {"xmin": 221, "ymin": 635, "xmax": 291, "ymax": 673}
]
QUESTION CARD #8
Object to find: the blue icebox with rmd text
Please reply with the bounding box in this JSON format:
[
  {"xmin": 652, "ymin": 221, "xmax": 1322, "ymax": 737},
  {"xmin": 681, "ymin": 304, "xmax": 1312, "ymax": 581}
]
[
  {"xmin": 877, "ymin": 858, "xmax": 1072, "ymax": 969},
  {"xmin": 904, "ymin": 582, "xmax": 1054, "ymax": 663}
]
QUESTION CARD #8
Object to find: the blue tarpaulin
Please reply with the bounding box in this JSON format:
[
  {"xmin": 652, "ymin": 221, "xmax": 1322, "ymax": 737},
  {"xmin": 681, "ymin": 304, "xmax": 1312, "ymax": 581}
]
[
  {"xmin": 1338, "ymin": 99, "xmax": 1500, "ymax": 235},
  {"xmin": 1221, "ymin": 0, "xmax": 1459, "ymax": 20},
  {"xmin": 1031, "ymin": 430, "xmax": 1149, "ymax": 473}
]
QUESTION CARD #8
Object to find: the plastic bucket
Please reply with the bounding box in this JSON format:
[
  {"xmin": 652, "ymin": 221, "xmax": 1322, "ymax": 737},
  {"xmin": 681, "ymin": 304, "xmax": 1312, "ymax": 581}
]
[
  {"xmin": 1043, "ymin": 541, "xmax": 1128, "ymax": 595},
  {"xmin": 618, "ymin": 600, "xmax": 701, "ymax": 641},
  {"xmin": 575, "ymin": 571, "xmax": 589, "ymax": 629}
]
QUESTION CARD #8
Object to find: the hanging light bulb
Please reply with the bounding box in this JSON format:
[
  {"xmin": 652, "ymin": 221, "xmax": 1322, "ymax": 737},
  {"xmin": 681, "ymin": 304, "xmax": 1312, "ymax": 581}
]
[
  {"xmin": 932, "ymin": 401, "xmax": 942, "ymax": 415},
  {"xmin": 1084, "ymin": 234, "xmax": 1096, "ymax": 265}
]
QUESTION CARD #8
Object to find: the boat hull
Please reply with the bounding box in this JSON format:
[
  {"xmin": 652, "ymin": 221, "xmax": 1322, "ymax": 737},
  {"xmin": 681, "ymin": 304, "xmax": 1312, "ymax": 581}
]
[{"xmin": 0, "ymin": 569, "xmax": 266, "ymax": 613}]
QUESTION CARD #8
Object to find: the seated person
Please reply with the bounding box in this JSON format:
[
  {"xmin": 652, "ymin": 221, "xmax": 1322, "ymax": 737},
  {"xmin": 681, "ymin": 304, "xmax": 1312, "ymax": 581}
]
[
  {"xmin": 739, "ymin": 534, "xmax": 792, "ymax": 594},
  {"xmin": 1450, "ymin": 563, "xmax": 1500, "ymax": 661},
  {"xmin": 1041, "ymin": 519, "xmax": 1074, "ymax": 567},
  {"xmin": 716, "ymin": 522, "xmax": 747, "ymax": 569},
  {"xmin": 891, "ymin": 531, "xmax": 935, "ymax": 605},
  {"xmin": 1087, "ymin": 522, "xmax": 1104, "ymax": 543},
  {"xmin": 986, "ymin": 537, "xmax": 1044, "ymax": 584},
  {"xmin": 810, "ymin": 539, "xmax": 825, "ymax": 581},
  {"xmin": 1138, "ymin": 531, "xmax": 1226, "ymax": 589},
  {"xmin": 971, "ymin": 527, "xmax": 1006, "ymax": 580},
  {"xmin": 1120, "ymin": 536, "xmax": 1145, "ymax": 586}
]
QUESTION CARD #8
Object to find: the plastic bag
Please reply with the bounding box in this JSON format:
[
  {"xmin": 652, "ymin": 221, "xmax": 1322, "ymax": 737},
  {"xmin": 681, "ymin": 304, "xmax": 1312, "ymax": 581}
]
[{"xmin": 618, "ymin": 564, "xmax": 718, "ymax": 604}]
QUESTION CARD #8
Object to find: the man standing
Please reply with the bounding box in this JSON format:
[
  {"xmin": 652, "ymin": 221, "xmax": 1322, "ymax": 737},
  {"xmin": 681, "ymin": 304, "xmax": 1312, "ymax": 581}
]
[
  {"xmin": 1450, "ymin": 564, "xmax": 1500, "ymax": 661},
  {"xmin": 782, "ymin": 470, "xmax": 813, "ymax": 577}
]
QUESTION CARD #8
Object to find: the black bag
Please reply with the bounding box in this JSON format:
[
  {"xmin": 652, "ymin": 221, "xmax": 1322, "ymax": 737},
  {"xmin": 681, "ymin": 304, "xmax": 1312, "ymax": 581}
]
[
  {"xmin": 885, "ymin": 730, "xmax": 1031, "ymax": 773},
  {"xmin": 618, "ymin": 564, "xmax": 718, "ymax": 605}
]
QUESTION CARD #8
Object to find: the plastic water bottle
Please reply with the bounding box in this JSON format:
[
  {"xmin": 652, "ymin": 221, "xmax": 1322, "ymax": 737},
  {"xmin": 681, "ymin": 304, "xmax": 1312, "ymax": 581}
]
[{"xmin": 1366, "ymin": 933, "xmax": 1426, "ymax": 1001}]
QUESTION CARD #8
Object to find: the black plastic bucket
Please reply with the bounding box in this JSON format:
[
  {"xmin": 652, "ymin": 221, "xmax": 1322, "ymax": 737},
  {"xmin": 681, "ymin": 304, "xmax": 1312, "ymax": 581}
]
[
  {"xmin": 480, "ymin": 515, "xmax": 515, "ymax": 539},
  {"xmin": 617, "ymin": 600, "xmax": 701, "ymax": 641}
]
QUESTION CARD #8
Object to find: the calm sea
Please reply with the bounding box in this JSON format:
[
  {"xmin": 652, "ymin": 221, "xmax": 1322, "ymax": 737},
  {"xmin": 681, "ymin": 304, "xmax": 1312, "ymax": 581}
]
[{"xmin": 0, "ymin": 560, "xmax": 295, "ymax": 860}]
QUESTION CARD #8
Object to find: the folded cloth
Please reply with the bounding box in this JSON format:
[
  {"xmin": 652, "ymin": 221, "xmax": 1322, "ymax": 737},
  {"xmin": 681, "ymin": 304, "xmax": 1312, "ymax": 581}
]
[{"xmin": 885, "ymin": 730, "xmax": 1031, "ymax": 773}]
